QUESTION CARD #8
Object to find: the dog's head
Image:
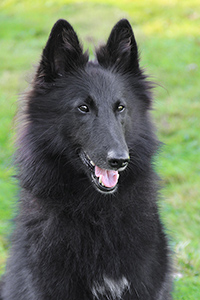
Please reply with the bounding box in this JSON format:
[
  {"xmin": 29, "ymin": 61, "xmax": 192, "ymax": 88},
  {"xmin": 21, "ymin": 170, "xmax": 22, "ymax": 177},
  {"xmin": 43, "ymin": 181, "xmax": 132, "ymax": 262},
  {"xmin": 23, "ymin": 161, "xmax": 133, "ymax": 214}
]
[{"xmin": 24, "ymin": 19, "xmax": 155, "ymax": 195}]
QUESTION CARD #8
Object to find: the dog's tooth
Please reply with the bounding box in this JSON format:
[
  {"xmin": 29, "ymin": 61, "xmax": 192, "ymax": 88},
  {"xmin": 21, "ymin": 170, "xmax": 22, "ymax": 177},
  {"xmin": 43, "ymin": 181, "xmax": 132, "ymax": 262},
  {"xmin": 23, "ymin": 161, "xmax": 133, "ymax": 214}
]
[
  {"xmin": 99, "ymin": 175, "xmax": 102, "ymax": 184},
  {"xmin": 99, "ymin": 176, "xmax": 105, "ymax": 186},
  {"xmin": 90, "ymin": 160, "xmax": 95, "ymax": 166}
]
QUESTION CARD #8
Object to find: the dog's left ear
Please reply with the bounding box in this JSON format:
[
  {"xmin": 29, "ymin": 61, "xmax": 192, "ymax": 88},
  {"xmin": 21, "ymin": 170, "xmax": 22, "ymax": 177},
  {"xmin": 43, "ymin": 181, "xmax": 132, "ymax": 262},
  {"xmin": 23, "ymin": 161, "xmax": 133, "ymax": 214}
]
[
  {"xmin": 96, "ymin": 19, "xmax": 139, "ymax": 73},
  {"xmin": 35, "ymin": 19, "xmax": 88, "ymax": 84}
]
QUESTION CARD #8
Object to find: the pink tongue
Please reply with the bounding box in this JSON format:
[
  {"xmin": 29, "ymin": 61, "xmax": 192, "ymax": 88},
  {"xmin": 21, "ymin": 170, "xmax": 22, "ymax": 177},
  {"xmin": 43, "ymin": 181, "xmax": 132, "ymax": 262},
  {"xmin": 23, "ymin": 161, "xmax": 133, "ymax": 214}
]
[{"xmin": 95, "ymin": 166, "xmax": 119, "ymax": 188}]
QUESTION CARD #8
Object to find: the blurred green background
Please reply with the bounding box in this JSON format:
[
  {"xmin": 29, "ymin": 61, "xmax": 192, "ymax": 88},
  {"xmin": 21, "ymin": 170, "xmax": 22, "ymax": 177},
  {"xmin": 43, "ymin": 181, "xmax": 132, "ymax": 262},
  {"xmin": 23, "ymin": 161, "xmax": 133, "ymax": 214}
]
[{"xmin": 0, "ymin": 0, "xmax": 200, "ymax": 298}]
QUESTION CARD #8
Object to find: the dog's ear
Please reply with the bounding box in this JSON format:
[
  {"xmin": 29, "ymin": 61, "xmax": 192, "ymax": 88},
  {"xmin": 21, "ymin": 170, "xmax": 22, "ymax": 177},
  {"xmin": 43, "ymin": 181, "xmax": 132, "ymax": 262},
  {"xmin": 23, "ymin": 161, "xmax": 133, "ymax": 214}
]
[
  {"xmin": 96, "ymin": 19, "xmax": 139, "ymax": 73},
  {"xmin": 35, "ymin": 19, "xmax": 88, "ymax": 84}
]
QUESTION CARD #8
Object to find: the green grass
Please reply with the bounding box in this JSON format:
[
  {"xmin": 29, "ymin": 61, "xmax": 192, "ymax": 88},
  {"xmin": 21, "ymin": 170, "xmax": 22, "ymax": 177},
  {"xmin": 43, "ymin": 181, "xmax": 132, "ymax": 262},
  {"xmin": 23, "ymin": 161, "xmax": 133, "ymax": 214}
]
[{"xmin": 0, "ymin": 0, "xmax": 200, "ymax": 298}]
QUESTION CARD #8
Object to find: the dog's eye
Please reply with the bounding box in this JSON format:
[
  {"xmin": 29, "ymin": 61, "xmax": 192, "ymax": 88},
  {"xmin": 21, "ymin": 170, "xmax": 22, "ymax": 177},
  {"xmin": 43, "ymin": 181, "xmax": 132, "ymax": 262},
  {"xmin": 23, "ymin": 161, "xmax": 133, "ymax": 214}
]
[
  {"xmin": 117, "ymin": 105, "xmax": 125, "ymax": 112},
  {"xmin": 78, "ymin": 105, "xmax": 89, "ymax": 113}
]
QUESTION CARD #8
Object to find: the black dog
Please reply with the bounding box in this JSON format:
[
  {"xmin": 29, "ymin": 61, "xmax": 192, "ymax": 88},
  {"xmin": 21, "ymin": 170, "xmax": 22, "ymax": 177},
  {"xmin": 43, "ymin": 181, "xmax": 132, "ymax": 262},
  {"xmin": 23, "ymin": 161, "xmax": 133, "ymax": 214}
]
[{"xmin": 1, "ymin": 19, "xmax": 172, "ymax": 299}]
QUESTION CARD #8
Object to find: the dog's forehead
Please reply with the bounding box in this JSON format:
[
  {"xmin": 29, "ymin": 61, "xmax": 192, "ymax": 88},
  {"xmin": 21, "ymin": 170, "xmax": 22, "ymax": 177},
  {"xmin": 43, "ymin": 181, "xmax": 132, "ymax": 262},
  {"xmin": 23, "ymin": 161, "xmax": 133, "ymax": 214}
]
[
  {"xmin": 86, "ymin": 65, "xmax": 117, "ymax": 85},
  {"xmin": 84, "ymin": 65, "xmax": 124, "ymax": 100}
]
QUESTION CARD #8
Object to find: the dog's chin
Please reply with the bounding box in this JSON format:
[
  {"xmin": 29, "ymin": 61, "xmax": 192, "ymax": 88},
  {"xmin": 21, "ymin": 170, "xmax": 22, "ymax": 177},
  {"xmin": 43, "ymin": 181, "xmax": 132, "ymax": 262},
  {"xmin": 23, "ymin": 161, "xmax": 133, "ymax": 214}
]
[{"xmin": 79, "ymin": 151, "xmax": 118, "ymax": 194}]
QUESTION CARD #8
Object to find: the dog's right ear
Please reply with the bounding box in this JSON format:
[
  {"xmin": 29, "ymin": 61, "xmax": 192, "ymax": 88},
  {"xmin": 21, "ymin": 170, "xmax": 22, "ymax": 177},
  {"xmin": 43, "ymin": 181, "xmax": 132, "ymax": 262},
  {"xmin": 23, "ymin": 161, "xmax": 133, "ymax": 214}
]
[{"xmin": 35, "ymin": 19, "xmax": 88, "ymax": 84}]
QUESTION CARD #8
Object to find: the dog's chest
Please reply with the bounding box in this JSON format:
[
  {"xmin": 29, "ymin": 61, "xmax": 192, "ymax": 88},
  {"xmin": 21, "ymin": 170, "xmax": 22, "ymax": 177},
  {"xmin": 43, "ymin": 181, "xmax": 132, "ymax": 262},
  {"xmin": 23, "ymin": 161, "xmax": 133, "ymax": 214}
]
[{"xmin": 91, "ymin": 275, "xmax": 130, "ymax": 299}]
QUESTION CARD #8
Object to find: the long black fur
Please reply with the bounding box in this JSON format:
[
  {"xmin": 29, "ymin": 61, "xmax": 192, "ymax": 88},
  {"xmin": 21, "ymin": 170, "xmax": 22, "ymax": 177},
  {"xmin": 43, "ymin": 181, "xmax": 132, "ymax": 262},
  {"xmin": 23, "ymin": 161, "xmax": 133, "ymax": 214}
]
[{"xmin": 1, "ymin": 19, "xmax": 172, "ymax": 299}]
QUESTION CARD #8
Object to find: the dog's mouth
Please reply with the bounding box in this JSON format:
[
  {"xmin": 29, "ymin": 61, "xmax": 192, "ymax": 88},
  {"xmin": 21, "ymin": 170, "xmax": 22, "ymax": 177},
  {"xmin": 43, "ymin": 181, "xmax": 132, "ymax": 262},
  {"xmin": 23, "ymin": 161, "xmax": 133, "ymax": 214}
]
[{"xmin": 80, "ymin": 151, "xmax": 119, "ymax": 193}]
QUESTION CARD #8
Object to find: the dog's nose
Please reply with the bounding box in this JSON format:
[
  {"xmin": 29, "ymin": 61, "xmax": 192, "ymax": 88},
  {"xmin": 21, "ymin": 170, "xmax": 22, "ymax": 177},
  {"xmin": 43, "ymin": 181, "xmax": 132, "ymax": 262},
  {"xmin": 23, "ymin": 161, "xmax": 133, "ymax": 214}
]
[{"xmin": 107, "ymin": 150, "xmax": 130, "ymax": 170}]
